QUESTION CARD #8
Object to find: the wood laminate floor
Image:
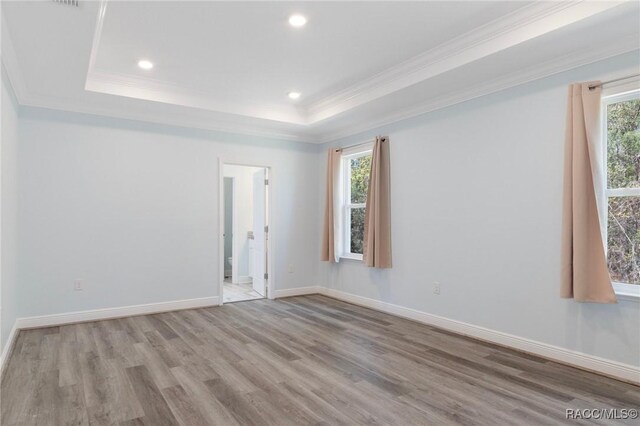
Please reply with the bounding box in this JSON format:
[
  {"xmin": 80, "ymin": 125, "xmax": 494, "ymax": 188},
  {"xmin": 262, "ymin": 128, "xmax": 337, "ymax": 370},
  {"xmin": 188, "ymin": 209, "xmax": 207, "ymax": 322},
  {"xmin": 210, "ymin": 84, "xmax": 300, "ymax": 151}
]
[{"xmin": 1, "ymin": 295, "xmax": 638, "ymax": 425}]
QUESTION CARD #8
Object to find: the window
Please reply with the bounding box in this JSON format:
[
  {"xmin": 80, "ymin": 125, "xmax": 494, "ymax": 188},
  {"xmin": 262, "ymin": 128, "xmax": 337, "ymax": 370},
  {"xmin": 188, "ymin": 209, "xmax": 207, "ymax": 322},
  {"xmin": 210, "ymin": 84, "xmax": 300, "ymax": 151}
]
[
  {"xmin": 602, "ymin": 89, "xmax": 640, "ymax": 298},
  {"xmin": 341, "ymin": 145, "xmax": 372, "ymax": 259}
]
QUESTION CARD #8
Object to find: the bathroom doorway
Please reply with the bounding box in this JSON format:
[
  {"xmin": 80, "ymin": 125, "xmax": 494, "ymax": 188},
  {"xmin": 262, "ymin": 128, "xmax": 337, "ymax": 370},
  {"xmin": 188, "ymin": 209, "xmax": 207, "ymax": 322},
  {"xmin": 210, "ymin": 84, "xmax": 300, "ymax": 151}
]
[{"xmin": 221, "ymin": 164, "xmax": 270, "ymax": 303}]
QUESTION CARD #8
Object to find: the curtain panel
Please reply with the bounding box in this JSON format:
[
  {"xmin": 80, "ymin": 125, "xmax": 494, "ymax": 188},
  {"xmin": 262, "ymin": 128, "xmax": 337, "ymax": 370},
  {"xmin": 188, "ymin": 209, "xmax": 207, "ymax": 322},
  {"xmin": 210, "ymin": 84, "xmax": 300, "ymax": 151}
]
[
  {"xmin": 321, "ymin": 149, "xmax": 342, "ymax": 263},
  {"xmin": 363, "ymin": 136, "xmax": 392, "ymax": 268},
  {"xmin": 561, "ymin": 82, "xmax": 616, "ymax": 303}
]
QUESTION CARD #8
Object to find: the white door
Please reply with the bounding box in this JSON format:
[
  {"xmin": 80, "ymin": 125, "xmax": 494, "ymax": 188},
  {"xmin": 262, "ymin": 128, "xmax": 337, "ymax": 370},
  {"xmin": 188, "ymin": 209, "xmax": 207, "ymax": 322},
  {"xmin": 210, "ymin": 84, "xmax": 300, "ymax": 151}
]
[{"xmin": 252, "ymin": 169, "xmax": 266, "ymax": 296}]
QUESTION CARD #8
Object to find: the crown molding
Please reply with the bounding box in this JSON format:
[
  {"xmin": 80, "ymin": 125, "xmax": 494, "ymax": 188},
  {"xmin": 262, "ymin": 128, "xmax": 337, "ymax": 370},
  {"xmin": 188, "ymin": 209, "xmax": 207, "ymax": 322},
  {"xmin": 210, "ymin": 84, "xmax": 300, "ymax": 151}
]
[
  {"xmin": 85, "ymin": 70, "xmax": 307, "ymax": 125},
  {"xmin": 85, "ymin": 0, "xmax": 306, "ymax": 126},
  {"xmin": 3, "ymin": 0, "xmax": 635, "ymax": 145},
  {"xmin": 2, "ymin": 4, "xmax": 311, "ymax": 144},
  {"xmin": 316, "ymin": 36, "xmax": 640, "ymax": 143},
  {"xmin": 305, "ymin": 0, "xmax": 627, "ymax": 124},
  {"xmin": 84, "ymin": 1, "xmax": 627, "ymax": 128},
  {"xmin": 1, "ymin": 13, "xmax": 27, "ymax": 101},
  {"xmin": 17, "ymin": 91, "xmax": 312, "ymax": 143}
]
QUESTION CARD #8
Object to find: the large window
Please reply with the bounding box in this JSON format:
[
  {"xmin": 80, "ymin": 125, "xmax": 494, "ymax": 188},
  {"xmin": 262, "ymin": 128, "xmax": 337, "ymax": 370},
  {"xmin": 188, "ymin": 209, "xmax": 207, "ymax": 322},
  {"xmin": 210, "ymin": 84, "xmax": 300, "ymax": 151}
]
[
  {"xmin": 602, "ymin": 89, "xmax": 640, "ymax": 297},
  {"xmin": 341, "ymin": 145, "xmax": 372, "ymax": 259}
]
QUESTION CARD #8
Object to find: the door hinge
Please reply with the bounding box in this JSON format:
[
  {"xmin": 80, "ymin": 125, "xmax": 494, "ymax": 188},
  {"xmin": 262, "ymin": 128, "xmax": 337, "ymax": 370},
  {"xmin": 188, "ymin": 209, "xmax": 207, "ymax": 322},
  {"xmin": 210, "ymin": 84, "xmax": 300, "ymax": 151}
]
[
  {"xmin": 264, "ymin": 225, "xmax": 269, "ymax": 233},
  {"xmin": 264, "ymin": 179, "xmax": 269, "ymax": 185},
  {"xmin": 264, "ymin": 272, "xmax": 269, "ymax": 280}
]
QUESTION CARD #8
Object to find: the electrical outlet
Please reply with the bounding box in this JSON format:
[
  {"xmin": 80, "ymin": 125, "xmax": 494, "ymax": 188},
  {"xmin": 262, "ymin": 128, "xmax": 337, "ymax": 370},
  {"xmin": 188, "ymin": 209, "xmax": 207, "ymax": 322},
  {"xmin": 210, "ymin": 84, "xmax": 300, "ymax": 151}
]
[
  {"xmin": 288, "ymin": 264, "xmax": 295, "ymax": 274},
  {"xmin": 433, "ymin": 282, "xmax": 441, "ymax": 295},
  {"xmin": 74, "ymin": 279, "xmax": 83, "ymax": 291}
]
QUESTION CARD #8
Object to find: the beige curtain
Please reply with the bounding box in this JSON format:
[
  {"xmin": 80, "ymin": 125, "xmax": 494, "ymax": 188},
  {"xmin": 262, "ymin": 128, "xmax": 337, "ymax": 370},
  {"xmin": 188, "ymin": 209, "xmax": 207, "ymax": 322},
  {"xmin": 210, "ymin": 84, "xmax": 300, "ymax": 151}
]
[
  {"xmin": 363, "ymin": 136, "xmax": 392, "ymax": 268},
  {"xmin": 561, "ymin": 82, "xmax": 616, "ymax": 303},
  {"xmin": 321, "ymin": 149, "xmax": 342, "ymax": 263}
]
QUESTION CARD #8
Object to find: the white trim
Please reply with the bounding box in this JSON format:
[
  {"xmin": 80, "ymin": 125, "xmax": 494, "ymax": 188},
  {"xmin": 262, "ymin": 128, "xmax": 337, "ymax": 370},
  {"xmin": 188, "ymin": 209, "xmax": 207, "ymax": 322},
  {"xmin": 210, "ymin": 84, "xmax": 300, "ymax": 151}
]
[
  {"xmin": 317, "ymin": 36, "xmax": 640, "ymax": 143},
  {"xmin": 17, "ymin": 92, "xmax": 312, "ymax": 143},
  {"xmin": 236, "ymin": 276, "xmax": 252, "ymax": 285},
  {"xmin": 600, "ymin": 89, "xmax": 640, "ymax": 293},
  {"xmin": 606, "ymin": 188, "xmax": 640, "ymax": 197},
  {"xmin": 2, "ymin": 5, "xmax": 636, "ymax": 144},
  {"xmin": 341, "ymin": 146, "xmax": 373, "ymax": 258},
  {"xmin": 0, "ymin": 321, "xmax": 19, "ymax": 378},
  {"xmin": 613, "ymin": 282, "xmax": 640, "ymax": 302},
  {"xmin": 218, "ymin": 158, "xmax": 225, "ymax": 305},
  {"xmin": 274, "ymin": 286, "xmax": 322, "ymax": 299},
  {"xmin": 86, "ymin": 1, "xmax": 618, "ymax": 127},
  {"xmin": 0, "ymin": 14, "xmax": 27, "ymax": 102},
  {"xmin": 15, "ymin": 296, "xmax": 220, "ymax": 330},
  {"xmin": 318, "ymin": 287, "xmax": 640, "ymax": 385},
  {"xmin": 85, "ymin": 0, "xmax": 108, "ymax": 82},
  {"xmin": 340, "ymin": 253, "xmax": 363, "ymax": 262},
  {"xmin": 305, "ymin": 1, "xmax": 628, "ymax": 123},
  {"xmin": 12, "ymin": 0, "xmax": 625, "ymax": 142}
]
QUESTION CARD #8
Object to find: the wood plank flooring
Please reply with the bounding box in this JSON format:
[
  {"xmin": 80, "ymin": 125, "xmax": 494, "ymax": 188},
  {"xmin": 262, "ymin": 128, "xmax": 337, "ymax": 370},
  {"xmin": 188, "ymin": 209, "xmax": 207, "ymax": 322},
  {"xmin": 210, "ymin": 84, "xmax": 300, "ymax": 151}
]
[{"xmin": 1, "ymin": 295, "xmax": 638, "ymax": 425}]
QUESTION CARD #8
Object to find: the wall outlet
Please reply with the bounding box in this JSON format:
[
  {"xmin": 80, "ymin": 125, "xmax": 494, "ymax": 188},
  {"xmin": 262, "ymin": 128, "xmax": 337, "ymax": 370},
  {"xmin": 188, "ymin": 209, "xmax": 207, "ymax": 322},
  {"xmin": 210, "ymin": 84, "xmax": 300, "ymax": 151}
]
[
  {"xmin": 433, "ymin": 282, "xmax": 441, "ymax": 295},
  {"xmin": 288, "ymin": 264, "xmax": 295, "ymax": 274},
  {"xmin": 74, "ymin": 279, "xmax": 83, "ymax": 291}
]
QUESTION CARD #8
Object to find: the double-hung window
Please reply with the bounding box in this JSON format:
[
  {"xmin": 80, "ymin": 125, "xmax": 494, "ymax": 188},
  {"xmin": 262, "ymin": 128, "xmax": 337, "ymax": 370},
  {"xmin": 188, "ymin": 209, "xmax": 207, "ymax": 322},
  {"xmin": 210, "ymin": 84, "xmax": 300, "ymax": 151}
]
[
  {"xmin": 341, "ymin": 144, "xmax": 373, "ymax": 260},
  {"xmin": 601, "ymin": 88, "xmax": 640, "ymax": 298}
]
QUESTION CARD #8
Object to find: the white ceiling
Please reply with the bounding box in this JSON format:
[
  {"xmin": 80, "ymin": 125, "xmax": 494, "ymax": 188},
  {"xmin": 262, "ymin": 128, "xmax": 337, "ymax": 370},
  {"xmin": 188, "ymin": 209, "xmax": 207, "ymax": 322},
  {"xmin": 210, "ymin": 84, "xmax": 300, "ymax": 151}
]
[{"xmin": 2, "ymin": 1, "xmax": 639, "ymax": 143}]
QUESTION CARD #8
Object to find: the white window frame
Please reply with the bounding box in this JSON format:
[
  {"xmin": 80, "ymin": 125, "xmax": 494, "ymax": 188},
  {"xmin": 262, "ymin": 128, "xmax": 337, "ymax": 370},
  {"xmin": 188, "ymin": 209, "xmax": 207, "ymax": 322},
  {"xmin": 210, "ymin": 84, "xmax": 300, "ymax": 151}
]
[
  {"xmin": 340, "ymin": 143, "xmax": 373, "ymax": 260},
  {"xmin": 600, "ymin": 87, "xmax": 640, "ymax": 300}
]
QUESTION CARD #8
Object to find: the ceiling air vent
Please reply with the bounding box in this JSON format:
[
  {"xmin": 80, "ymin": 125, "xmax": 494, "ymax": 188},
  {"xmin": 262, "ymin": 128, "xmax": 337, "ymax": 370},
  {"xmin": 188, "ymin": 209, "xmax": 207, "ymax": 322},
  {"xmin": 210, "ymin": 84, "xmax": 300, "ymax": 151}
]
[{"xmin": 52, "ymin": 0, "xmax": 79, "ymax": 7}]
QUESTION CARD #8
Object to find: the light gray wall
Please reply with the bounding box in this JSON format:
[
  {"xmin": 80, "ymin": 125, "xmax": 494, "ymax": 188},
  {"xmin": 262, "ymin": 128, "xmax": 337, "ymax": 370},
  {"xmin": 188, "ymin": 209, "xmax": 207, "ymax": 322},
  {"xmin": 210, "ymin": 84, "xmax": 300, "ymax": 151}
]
[
  {"xmin": 17, "ymin": 108, "xmax": 320, "ymax": 318},
  {"xmin": 1, "ymin": 67, "xmax": 19, "ymax": 351},
  {"xmin": 318, "ymin": 51, "xmax": 640, "ymax": 367}
]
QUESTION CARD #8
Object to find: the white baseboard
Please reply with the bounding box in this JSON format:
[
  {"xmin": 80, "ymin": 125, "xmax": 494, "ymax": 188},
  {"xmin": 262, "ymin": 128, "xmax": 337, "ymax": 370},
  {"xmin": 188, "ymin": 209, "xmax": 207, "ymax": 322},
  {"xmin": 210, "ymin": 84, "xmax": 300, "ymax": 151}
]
[
  {"xmin": 0, "ymin": 321, "xmax": 20, "ymax": 378},
  {"xmin": 236, "ymin": 276, "xmax": 252, "ymax": 284},
  {"xmin": 274, "ymin": 286, "xmax": 322, "ymax": 299},
  {"xmin": 15, "ymin": 296, "xmax": 220, "ymax": 330},
  {"xmin": 318, "ymin": 287, "xmax": 640, "ymax": 385}
]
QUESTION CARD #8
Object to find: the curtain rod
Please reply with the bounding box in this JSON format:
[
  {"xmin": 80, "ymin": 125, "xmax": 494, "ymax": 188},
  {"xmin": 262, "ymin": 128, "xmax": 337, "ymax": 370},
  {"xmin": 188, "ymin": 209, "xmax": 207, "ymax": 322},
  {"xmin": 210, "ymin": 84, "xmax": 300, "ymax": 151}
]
[
  {"xmin": 589, "ymin": 73, "xmax": 640, "ymax": 90},
  {"xmin": 335, "ymin": 137, "xmax": 386, "ymax": 152}
]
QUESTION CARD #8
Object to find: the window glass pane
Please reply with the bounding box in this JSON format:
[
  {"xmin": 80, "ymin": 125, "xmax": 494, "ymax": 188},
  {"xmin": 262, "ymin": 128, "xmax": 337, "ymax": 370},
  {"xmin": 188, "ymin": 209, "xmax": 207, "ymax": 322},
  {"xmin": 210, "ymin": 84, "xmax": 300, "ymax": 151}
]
[
  {"xmin": 607, "ymin": 98, "xmax": 640, "ymax": 189},
  {"xmin": 350, "ymin": 207, "xmax": 365, "ymax": 254},
  {"xmin": 607, "ymin": 196, "xmax": 640, "ymax": 285},
  {"xmin": 350, "ymin": 154, "xmax": 372, "ymax": 203}
]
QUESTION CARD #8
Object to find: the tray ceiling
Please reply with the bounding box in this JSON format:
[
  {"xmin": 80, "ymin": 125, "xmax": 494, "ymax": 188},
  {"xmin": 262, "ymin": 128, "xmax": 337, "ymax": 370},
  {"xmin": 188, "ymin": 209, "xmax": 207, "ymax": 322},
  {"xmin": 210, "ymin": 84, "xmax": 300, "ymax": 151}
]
[{"xmin": 2, "ymin": 1, "xmax": 639, "ymax": 143}]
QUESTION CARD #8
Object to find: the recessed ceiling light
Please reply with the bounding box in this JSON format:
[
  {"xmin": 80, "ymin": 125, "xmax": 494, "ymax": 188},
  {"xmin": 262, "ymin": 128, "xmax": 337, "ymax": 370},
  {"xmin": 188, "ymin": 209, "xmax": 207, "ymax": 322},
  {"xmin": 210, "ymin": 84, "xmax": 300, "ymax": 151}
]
[
  {"xmin": 288, "ymin": 14, "xmax": 307, "ymax": 27},
  {"xmin": 137, "ymin": 60, "xmax": 154, "ymax": 70},
  {"xmin": 288, "ymin": 91, "xmax": 301, "ymax": 100}
]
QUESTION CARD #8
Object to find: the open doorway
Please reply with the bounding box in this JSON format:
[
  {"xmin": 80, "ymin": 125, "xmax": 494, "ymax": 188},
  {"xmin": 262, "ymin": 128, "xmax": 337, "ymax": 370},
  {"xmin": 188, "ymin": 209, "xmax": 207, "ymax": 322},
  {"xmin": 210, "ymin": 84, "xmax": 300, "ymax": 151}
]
[{"xmin": 221, "ymin": 164, "xmax": 270, "ymax": 303}]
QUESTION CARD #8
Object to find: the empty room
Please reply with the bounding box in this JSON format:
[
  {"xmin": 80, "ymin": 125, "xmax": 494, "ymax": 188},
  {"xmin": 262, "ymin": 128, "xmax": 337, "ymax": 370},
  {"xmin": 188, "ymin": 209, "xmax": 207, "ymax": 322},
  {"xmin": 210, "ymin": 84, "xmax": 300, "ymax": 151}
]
[{"xmin": 0, "ymin": 1, "xmax": 639, "ymax": 425}]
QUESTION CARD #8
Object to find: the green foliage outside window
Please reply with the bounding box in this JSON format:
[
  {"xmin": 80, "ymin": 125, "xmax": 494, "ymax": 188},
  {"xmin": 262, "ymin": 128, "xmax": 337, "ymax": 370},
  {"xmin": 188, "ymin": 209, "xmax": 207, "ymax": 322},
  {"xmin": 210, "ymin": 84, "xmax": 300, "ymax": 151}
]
[
  {"xmin": 606, "ymin": 99, "xmax": 640, "ymax": 285},
  {"xmin": 350, "ymin": 155, "xmax": 371, "ymax": 254}
]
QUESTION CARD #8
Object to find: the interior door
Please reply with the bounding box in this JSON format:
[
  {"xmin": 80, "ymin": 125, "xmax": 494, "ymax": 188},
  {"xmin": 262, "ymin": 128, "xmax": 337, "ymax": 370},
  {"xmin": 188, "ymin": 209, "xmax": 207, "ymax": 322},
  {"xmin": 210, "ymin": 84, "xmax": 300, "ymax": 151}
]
[{"xmin": 252, "ymin": 169, "xmax": 266, "ymax": 297}]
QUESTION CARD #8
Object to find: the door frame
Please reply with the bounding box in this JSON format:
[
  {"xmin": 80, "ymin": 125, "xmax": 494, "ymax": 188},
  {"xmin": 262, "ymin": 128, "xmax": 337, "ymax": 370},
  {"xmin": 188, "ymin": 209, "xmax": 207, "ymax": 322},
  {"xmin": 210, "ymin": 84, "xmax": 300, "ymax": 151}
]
[{"xmin": 218, "ymin": 158, "xmax": 274, "ymax": 305}]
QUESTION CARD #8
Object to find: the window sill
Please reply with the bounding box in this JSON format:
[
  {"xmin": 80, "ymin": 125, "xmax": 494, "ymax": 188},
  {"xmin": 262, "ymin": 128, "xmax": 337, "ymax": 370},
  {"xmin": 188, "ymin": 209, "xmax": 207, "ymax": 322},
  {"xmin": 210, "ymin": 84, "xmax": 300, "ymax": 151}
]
[
  {"xmin": 340, "ymin": 254, "xmax": 363, "ymax": 262},
  {"xmin": 613, "ymin": 282, "xmax": 640, "ymax": 302}
]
